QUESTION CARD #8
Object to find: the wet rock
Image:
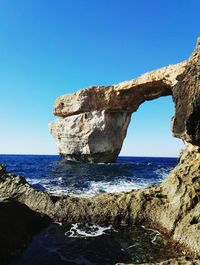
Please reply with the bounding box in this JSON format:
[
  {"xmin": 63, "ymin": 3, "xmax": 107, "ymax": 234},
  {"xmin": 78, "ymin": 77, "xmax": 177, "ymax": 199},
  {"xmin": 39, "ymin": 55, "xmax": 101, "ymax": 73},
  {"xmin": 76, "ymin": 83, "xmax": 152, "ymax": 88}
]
[
  {"xmin": 0, "ymin": 144, "xmax": 199, "ymax": 257},
  {"xmin": 116, "ymin": 256, "xmax": 200, "ymax": 265},
  {"xmin": 0, "ymin": 197, "xmax": 50, "ymax": 265},
  {"xmin": 1, "ymin": 38, "xmax": 200, "ymax": 264}
]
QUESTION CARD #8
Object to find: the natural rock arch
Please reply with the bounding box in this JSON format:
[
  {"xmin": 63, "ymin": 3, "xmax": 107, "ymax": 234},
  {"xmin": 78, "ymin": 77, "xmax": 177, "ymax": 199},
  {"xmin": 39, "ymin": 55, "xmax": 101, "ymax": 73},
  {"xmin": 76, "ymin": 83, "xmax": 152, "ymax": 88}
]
[
  {"xmin": 0, "ymin": 39, "xmax": 200, "ymax": 262},
  {"xmin": 49, "ymin": 40, "xmax": 200, "ymax": 163}
]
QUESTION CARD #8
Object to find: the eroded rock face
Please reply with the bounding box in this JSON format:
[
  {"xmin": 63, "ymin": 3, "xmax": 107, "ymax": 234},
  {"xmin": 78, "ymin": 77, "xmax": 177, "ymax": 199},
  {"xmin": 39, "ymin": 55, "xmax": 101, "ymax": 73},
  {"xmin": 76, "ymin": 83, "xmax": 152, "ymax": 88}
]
[
  {"xmin": 172, "ymin": 39, "xmax": 200, "ymax": 146},
  {"xmin": 49, "ymin": 61, "xmax": 187, "ymax": 163},
  {"xmin": 0, "ymin": 144, "xmax": 199, "ymax": 257},
  {"xmin": 50, "ymin": 39, "xmax": 200, "ymax": 163},
  {"xmin": 53, "ymin": 62, "xmax": 186, "ymax": 117},
  {"xmin": 0, "ymin": 198, "xmax": 49, "ymax": 265},
  {"xmin": 50, "ymin": 110, "xmax": 131, "ymax": 162},
  {"xmin": 1, "ymin": 40, "xmax": 199, "ymax": 264},
  {"xmin": 116, "ymin": 256, "xmax": 200, "ymax": 265}
]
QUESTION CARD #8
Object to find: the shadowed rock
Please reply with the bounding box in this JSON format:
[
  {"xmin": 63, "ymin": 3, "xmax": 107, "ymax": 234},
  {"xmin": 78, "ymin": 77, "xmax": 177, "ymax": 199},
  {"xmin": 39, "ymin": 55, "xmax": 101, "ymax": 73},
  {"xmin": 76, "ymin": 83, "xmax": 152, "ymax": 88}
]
[
  {"xmin": 0, "ymin": 198, "xmax": 50, "ymax": 265},
  {"xmin": 116, "ymin": 256, "xmax": 200, "ymax": 265},
  {"xmin": 172, "ymin": 39, "xmax": 200, "ymax": 146},
  {"xmin": 0, "ymin": 143, "xmax": 199, "ymax": 257}
]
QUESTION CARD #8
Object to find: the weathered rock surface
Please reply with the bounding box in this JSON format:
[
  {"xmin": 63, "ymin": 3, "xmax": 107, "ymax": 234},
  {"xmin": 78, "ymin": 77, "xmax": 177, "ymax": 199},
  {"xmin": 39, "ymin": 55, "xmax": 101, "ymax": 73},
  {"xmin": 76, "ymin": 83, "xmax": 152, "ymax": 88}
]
[
  {"xmin": 0, "ymin": 197, "xmax": 49, "ymax": 265},
  {"xmin": 1, "ymin": 40, "xmax": 200, "ymax": 264},
  {"xmin": 116, "ymin": 256, "xmax": 200, "ymax": 265},
  {"xmin": 0, "ymin": 166, "xmax": 49, "ymax": 264},
  {"xmin": 49, "ymin": 61, "xmax": 187, "ymax": 162},
  {"xmin": 50, "ymin": 39, "xmax": 200, "ymax": 163},
  {"xmin": 0, "ymin": 144, "xmax": 199, "ymax": 260},
  {"xmin": 172, "ymin": 39, "xmax": 200, "ymax": 146},
  {"xmin": 50, "ymin": 110, "xmax": 131, "ymax": 162},
  {"xmin": 53, "ymin": 62, "xmax": 186, "ymax": 117}
]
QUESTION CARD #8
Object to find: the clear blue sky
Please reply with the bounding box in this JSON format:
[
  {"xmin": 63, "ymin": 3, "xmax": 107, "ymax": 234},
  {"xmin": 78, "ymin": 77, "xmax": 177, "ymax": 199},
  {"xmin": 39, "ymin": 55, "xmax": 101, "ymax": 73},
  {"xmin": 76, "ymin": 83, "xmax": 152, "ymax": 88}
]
[{"xmin": 0, "ymin": 0, "xmax": 199, "ymax": 157}]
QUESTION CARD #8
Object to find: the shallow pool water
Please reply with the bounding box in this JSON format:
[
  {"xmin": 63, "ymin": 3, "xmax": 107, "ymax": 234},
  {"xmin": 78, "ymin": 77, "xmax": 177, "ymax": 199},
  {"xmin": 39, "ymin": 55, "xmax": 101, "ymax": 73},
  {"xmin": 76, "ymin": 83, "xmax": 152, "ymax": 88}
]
[{"xmin": 10, "ymin": 223, "xmax": 181, "ymax": 265}]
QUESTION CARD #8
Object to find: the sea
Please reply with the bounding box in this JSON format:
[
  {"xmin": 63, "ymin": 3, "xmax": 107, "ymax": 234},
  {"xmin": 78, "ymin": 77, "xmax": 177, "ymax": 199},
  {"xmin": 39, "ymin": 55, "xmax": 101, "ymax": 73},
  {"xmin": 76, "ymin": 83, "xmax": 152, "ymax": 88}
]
[
  {"xmin": 0, "ymin": 155, "xmax": 181, "ymax": 265},
  {"xmin": 0, "ymin": 155, "xmax": 177, "ymax": 197}
]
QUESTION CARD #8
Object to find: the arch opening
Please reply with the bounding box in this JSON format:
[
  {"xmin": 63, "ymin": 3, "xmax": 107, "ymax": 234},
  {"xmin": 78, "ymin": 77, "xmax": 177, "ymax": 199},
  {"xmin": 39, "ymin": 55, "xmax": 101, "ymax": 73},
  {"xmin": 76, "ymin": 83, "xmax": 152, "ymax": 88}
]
[{"xmin": 120, "ymin": 96, "xmax": 183, "ymax": 158}]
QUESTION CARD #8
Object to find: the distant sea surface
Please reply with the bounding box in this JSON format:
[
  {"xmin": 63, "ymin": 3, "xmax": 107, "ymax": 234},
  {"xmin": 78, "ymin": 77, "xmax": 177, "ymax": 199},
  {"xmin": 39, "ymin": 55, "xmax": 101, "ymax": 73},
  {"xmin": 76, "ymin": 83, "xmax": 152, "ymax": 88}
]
[{"xmin": 0, "ymin": 154, "xmax": 178, "ymax": 197}]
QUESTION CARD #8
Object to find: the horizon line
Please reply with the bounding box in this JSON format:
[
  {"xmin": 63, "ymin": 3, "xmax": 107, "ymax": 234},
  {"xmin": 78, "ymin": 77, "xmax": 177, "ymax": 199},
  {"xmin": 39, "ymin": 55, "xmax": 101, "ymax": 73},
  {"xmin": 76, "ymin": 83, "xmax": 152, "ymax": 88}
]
[{"xmin": 0, "ymin": 153, "xmax": 179, "ymax": 159}]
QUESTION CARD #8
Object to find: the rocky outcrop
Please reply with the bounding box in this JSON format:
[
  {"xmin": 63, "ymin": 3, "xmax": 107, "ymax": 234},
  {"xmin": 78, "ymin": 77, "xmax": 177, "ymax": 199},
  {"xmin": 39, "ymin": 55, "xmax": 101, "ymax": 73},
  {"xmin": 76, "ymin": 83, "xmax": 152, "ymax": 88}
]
[
  {"xmin": 49, "ymin": 61, "xmax": 187, "ymax": 162},
  {"xmin": 172, "ymin": 39, "xmax": 200, "ymax": 146},
  {"xmin": 50, "ymin": 39, "xmax": 200, "ymax": 163},
  {"xmin": 50, "ymin": 110, "xmax": 131, "ymax": 162},
  {"xmin": 53, "ymin": 62, "xmax": 186, "ymax": 117},
  {"xmin": 1, "ymin": 40, "xmax": 200, "ymax": 264},
  {"xmin": 0, "ymin": 166, "xmax": 50, "ymax": 264},
  {"xmin": 116, "ymin": 256, "xmax": 200, "ymax": 265},
  {"xmin": 0, "ymin": 197, "xmax": 49, "ymax": 265},
  {"xmin": 0, "ymin": 143, "xmax": 199, "ymax": 257}
]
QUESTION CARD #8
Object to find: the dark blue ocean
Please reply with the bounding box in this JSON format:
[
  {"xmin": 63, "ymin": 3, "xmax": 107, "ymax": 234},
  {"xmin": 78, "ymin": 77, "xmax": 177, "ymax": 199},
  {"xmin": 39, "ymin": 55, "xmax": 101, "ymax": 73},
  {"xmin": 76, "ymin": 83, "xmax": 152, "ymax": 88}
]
[
  {"xmin": 0, "ymin": 155, "xmax": 181, "ymax": 265},
  {"xmin": 0, "ymin": 155, "xmax": 177, "ymax": 197}
]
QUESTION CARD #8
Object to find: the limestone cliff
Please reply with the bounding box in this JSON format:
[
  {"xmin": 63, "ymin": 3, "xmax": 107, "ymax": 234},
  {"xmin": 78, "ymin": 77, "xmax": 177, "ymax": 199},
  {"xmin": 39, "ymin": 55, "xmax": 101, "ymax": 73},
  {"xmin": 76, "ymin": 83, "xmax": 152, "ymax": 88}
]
[
  {"xmin": 49, "ymin": 60, "xmax": 187, "ymax": 163},
  {"xmin": 50, "ymin": 39, "xmax": 200, "ymax": 164},
  {"xmin": 172, "ymin": 39, "xmax": 200, "ymax": 146},
  {"xmin": 50, "ymin": 110, "xmax": 131, "ymax": 162}
]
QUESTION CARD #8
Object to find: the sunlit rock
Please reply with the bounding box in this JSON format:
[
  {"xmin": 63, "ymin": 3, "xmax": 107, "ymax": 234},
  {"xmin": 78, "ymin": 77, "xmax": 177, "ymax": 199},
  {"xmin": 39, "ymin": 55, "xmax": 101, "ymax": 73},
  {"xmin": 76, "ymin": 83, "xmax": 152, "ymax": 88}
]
[{"xmin": 49, "ymin": 60, "xmax": 187, "ymax": 163}]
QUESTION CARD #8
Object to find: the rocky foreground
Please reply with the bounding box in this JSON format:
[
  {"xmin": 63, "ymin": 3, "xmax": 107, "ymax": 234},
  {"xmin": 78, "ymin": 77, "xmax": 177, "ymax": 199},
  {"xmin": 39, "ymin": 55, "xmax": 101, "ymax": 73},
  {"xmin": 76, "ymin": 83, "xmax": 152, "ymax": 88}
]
[
  {"xmin": 0, "ymin": 142, "xmax": 199, "ymax": 264},
  {"xmin": 0, "ymin": 39, "xmax": 200, "ymax": 264}
]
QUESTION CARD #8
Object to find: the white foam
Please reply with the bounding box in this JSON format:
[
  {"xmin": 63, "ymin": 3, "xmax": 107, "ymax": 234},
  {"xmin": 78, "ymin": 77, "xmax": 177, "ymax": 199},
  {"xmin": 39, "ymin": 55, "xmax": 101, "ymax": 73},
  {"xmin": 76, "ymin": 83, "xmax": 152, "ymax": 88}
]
[
  {"xmin": 126, "ymin": 244, "xmax": 136, "ymax": 250},
  {"xmin": 25, "ymin": 166, "xmax": 172, "ymax": 198},
  {"xmin": 141, "ymin": 225, "xmax": 161, "ymax": 234},
  {"xmin": 84, "ymin": 180, "xmax": 147, "ymax": 195},
  {"xmin": 39, "ymin": 179, "xmax": 149, "ymax": 198},
  {"xmin": 141, "ymin": 225, "xmax": 161, "ymax": 244},
  {"xmin": 154, "ymin": 167, "xmax": 172, "ymax": 182},
  {"xmin": 43, "ymin": 183, "xmax": 70, "ymax": 196},
  {"xmin": 26, "ymin": 177, "xmax": 49, "ymax": 185},
  {"xmin": 65, "ymin": 223, "xmax": 114, "ymax": 238},
  {"xmin": 53, "ymin": 221, "xmax": 62, "ymax": 226}
]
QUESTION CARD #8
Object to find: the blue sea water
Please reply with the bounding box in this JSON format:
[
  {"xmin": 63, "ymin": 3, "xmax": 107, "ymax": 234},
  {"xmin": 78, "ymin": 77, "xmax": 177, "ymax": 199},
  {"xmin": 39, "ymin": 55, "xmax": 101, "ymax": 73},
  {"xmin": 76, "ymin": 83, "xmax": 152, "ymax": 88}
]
[
  {"xmin": 0, "ymin": 155, "xmax": 178, "ymax": 196},
  {"xmin": 0, "ymin": 155, "xmax": 181, "ymax": 265}
]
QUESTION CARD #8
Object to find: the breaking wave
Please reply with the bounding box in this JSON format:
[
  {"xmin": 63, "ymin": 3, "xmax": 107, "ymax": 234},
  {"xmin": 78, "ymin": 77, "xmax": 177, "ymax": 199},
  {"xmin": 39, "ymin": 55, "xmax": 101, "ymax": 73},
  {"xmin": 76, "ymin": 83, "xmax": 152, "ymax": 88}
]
[{"xmin": 0, "ymin": 155, "xmax": 178, "ymax": 197}]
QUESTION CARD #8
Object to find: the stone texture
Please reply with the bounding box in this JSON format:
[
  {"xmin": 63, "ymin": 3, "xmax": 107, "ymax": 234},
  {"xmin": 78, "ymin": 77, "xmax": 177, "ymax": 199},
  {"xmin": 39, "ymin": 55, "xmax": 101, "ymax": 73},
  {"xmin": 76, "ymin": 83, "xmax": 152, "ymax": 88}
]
[
  {"xmin": 49, "ymin": 61, "xmax": 187, "ymax": 163},
  {"xmin": 0, "ymin": 198, "xmax": 49, "ymax": 265},
  {"xmin": 53, "ymin": 62, "xmax": 186, "ymax": 117},
  {"xmin": 116, "ymin": 256, "xmax": 200, "ymax": 265},
  {"xmin": 172, "ymin": 39, "xmax": 200, "ymax": 146},
  {"xmin": 50, "ymin": 39, "xmax": 200, "ymax": 163},
  {"xmin": 0, "ymin": 144, "xmax": 199, "ymax": 257},
  {"xmin": 1, "ymin": 39, "xmax": 200, "ymax": 264},
  {"xmin": 50, "ymin": 110, "xmax": 131, "ymax": 162}
]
